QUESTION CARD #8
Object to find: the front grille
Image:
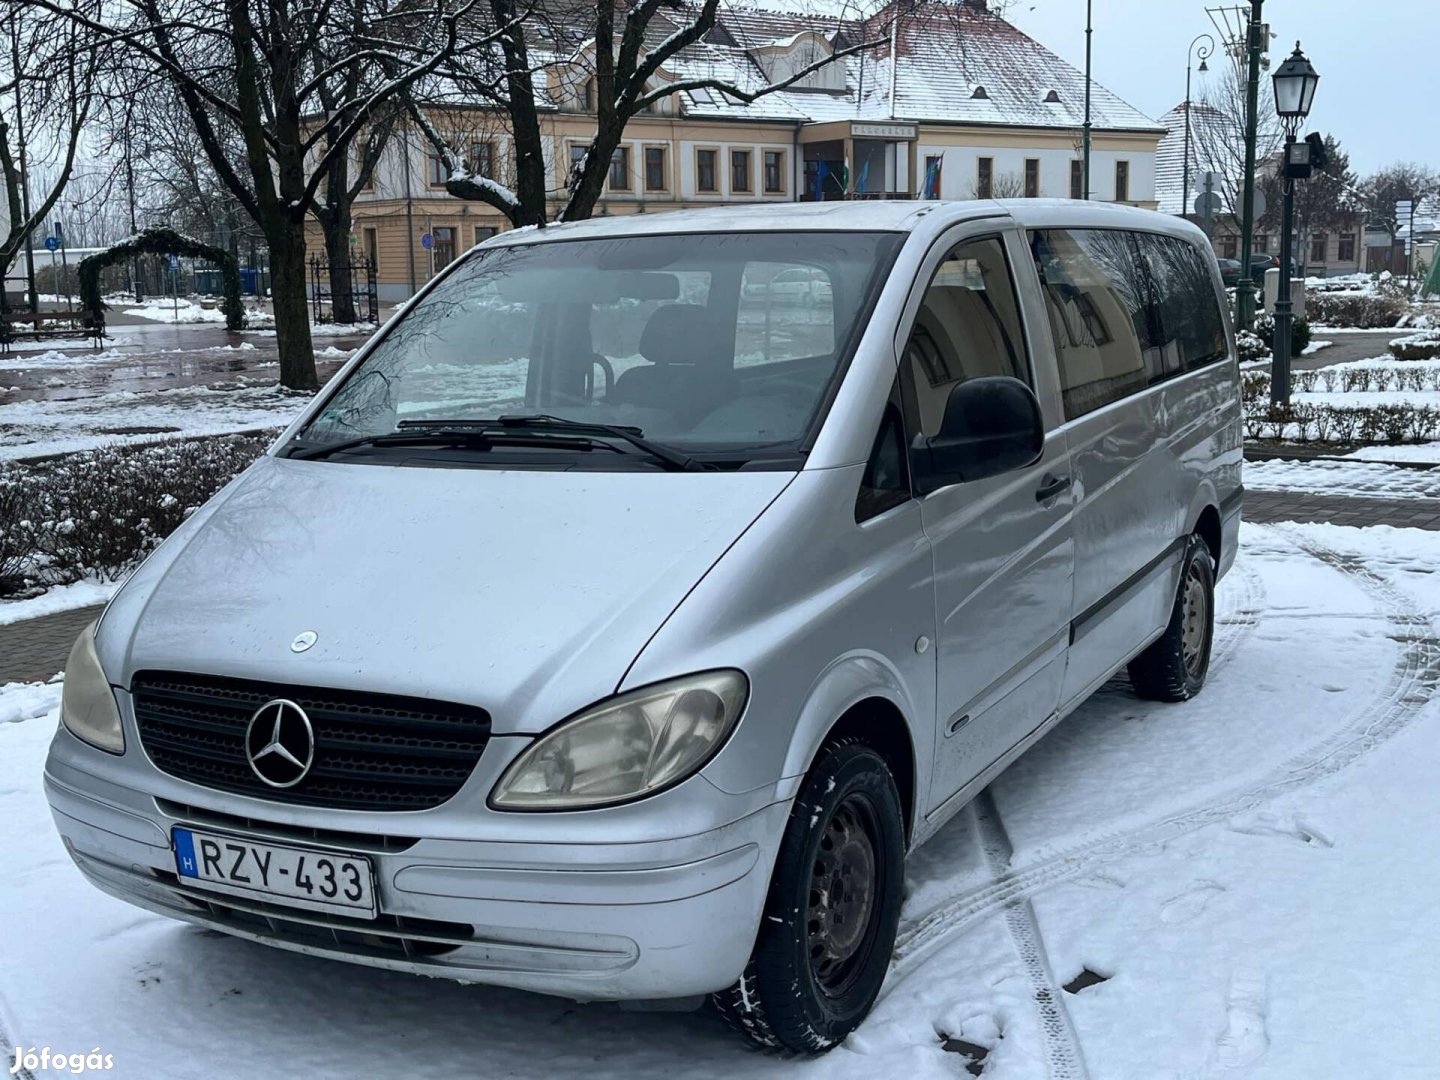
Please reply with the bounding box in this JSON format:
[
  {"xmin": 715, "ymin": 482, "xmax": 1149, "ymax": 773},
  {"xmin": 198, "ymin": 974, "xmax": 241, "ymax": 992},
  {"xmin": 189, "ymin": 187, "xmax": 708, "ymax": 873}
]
[{"xmin": 132, "ymin": 671, "xmax": 491, "ymax": 812}]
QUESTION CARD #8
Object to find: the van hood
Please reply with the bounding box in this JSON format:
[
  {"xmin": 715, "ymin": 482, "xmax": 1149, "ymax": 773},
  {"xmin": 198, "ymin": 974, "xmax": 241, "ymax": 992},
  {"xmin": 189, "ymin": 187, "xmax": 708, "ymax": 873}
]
[{"xmin": 111, "ymin": 455, "xmax": 791, "ymax": 734}]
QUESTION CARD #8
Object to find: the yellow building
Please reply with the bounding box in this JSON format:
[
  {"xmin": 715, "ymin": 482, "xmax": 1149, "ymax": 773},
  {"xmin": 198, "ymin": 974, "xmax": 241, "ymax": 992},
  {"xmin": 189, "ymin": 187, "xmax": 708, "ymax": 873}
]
[{"xmin": 350, "ymin": 1, "xmax": 1165, "ymax": 301}]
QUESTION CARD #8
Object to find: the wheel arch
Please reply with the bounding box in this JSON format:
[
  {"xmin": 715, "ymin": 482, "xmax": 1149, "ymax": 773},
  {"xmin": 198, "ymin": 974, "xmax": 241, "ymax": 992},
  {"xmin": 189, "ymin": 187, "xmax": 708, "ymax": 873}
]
[
  {"xmin": 780, "ymin": 657, "xmax": 923, "ymax": 845},
  {"xmin": 1185, "ymin": 481, "xmax": 1223, "ymax": 567}
]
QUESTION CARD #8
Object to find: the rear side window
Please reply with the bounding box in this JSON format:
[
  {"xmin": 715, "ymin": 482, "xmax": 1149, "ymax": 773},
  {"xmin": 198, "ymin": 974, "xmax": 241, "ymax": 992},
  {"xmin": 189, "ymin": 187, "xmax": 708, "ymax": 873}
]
[
  {"xmin": 1136, "ymin": 233, "xmax": 1228, "ymax": 374},
  {"xmin": 1030, "ymin": 228, "xmax": 1227, "ymax": 420}
]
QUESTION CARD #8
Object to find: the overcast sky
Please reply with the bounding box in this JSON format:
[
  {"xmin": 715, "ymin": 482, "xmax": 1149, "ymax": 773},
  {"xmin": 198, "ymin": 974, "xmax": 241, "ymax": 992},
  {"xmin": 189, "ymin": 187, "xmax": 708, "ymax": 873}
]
[{"xmin": 1004, "ymin": 0, "xmax": 1437, "ymax": 176}]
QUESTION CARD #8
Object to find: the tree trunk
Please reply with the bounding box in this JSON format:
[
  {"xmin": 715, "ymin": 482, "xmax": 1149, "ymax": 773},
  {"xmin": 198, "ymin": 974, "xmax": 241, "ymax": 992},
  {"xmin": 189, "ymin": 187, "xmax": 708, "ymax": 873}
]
[
  {"xmin": 267, "ymin": 218, "xmax": 317, "ymax": 391},
  {"xmin": 322, "ymin": 204, "xmax": 358, "ymax": 325}
]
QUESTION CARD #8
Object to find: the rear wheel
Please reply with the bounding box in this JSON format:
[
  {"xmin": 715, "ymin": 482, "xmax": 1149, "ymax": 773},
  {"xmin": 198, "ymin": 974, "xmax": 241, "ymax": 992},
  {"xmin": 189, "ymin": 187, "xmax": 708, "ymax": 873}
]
[
  {"xmin": 713, "ymin": 742, "xmax": 904, "ymax": 1053},
  {"xmin": 1128, "ymin": 534, "xmax": 1215, "ymax": 702}
]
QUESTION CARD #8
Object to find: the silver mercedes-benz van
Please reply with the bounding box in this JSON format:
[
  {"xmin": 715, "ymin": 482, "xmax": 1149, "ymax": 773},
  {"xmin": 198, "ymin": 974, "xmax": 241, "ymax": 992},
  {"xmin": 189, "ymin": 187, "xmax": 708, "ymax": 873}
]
[{"xmin": 46, "ymin": 200, "xmax": 1240, "ymax": 1052}]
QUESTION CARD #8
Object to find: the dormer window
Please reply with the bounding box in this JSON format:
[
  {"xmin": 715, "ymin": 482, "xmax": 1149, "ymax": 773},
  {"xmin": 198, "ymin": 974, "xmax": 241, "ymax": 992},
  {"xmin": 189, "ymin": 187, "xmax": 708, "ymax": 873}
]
[
  {"xmin": 971, "ymin": 85, "xmax": 989, "ymax": 99},
  {"xmin": 1044, "ymin": 89, "xmax": 1061, "ymax": 103},
  {"xmin": 581, "ymin": 78, "xmax": 596, "ymax": 111}
]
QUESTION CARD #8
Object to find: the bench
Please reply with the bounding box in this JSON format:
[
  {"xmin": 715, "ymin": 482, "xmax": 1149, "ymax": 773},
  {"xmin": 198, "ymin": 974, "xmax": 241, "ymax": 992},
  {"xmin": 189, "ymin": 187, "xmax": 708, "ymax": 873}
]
[{"xmin": 0, "ymin": 309, "xmax": 106, "ymax": 354}]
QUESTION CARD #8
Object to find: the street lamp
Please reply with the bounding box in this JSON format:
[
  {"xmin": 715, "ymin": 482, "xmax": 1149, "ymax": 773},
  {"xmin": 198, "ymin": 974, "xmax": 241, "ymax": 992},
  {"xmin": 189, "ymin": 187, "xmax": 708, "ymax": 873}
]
[
  {"xmin": 1181, "ymin": 33, "xmax": 1214, "ymax": 218},
  {"xmin": 1269, "ymin": 42, "xmax": 1320, "ymax": 406}
]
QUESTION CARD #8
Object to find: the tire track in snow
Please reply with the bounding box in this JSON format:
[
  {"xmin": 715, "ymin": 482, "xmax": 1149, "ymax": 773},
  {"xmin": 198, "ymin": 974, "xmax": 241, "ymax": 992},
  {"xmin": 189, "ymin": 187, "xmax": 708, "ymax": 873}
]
[
  {"xmin": 972, "ymin": 790, "xmax": 1090, "ymax": 1080},
  {"xmin": 890, "ymin": 528, "xmax": 1440, "ymax": 973},
  {"xmin": 1210, "ymin": 555, "xmax": 1266, "ymax": 673},
  {"xmin": 0, "ymin": 996, "xmax": 36, "ymax": 1080}
]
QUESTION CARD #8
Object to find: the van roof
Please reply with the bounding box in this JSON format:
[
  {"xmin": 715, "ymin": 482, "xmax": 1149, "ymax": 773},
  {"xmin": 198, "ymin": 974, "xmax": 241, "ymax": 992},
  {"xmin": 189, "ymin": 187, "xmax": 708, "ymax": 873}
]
[{"xmin": 484, "ymin": 198, "xmax": 1207, "ymax": 246}]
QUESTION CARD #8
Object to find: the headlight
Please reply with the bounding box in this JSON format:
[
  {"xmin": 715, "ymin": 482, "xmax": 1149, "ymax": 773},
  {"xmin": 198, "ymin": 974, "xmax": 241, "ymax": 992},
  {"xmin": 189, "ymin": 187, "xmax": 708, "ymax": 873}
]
[
  {"xmin": 490, "ymin": 670, "xmax": 748, "ymax": 810},
  {"xmin": 60, "ymin": 622, "xmax": 124, "ymax": 754}
]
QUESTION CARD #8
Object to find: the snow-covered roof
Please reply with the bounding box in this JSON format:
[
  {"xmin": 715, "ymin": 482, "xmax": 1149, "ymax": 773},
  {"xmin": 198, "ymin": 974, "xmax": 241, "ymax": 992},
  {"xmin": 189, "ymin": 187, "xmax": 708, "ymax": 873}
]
[
  {"xmin": 423, "ymin": 1, "xmax": 1163, "ymax": 134},
  {"xmin": 1154, "ymin": 101, "xmax": 1239, "ymax": 216}
]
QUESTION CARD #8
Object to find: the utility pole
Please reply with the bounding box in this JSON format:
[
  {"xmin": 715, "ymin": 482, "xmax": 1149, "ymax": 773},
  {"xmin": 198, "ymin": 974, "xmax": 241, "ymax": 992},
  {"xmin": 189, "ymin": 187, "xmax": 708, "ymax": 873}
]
[
  {"xmin": 1234, "ymin": 0, "xmax": 1264, "ymax": 331},
  {"xmin": 1082, "ymin": 0, "xmax": 1093, "ymax": 199}
]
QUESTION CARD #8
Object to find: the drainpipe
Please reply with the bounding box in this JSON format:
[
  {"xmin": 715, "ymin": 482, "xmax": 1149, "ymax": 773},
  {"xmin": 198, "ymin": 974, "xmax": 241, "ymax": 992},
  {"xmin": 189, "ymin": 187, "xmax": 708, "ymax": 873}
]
[{"xmin": 888, "ymin": 15, "xmax": 898, "ymax": 119}]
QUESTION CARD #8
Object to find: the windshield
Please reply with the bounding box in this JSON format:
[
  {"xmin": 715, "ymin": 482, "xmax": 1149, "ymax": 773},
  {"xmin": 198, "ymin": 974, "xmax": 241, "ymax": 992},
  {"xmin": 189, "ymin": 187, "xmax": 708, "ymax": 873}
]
[{"xmin": 291, "ymin": 230, "xmax": 903, "ymax": 468}]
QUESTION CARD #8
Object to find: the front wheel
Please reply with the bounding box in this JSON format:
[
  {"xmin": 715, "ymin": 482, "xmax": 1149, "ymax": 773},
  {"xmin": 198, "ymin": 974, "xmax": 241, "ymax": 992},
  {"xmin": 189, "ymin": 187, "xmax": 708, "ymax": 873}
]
[
  {"xmin": 713, "ymin": 742, "xmax": 905, "ymax": 1053},
  {"xmin": 1128, "ymin": 534, "xmax": 1215, "ymax": 701}
]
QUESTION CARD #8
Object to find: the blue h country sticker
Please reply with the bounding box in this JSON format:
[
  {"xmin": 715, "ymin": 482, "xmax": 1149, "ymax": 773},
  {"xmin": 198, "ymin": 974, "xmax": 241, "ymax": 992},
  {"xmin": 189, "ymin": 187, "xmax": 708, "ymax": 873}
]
[{"xmin": 174, "ymin": 829, "xmax": 199, "ymax": 877}]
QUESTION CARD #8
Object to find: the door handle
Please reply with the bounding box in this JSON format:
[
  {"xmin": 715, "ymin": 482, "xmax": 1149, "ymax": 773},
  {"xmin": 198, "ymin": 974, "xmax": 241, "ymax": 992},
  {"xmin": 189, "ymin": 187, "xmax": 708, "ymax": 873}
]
[{"xmin": 1035, "ymin": 473, "xmax": 1072, "ymax": 502}]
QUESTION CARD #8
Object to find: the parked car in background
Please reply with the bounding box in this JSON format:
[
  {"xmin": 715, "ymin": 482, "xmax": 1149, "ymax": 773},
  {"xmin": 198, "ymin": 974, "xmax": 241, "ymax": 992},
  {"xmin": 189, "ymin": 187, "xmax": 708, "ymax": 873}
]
[
  {"xmin": 47, "ymin": 200, "xmax": 1241, "ymax": 1054},
  {"xmin": 1217, "ymin": 258, "xmax": 1243, "ymax": 287},
  {"xmin": 1250, "ymin": 253, "xmax": 1281, "ymax": 274},
  {"xmin": 742, "ymin": 265, "xmax": 833, "ymax": 306}
]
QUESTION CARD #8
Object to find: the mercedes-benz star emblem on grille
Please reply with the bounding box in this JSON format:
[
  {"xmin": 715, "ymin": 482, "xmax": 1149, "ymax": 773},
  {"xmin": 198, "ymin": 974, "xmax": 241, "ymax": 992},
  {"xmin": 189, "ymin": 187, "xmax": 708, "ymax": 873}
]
[{"xmin": 245, "ymin": 699, "xmax": 315, "ymax": 788}]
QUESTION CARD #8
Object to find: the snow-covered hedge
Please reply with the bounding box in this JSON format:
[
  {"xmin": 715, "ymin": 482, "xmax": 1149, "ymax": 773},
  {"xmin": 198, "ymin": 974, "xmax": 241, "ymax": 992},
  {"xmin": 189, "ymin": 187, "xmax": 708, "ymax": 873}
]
[
  {"xmin": 0, "ymin": 433, "xmax": 271, "ymax": 598},
  {"xmin": 1391, "ymin": 331, "xmax": 1440, "ymax": 361},
  {"xmin": 1307, "ymin": 292, "xmax": 1410, "ymax": 329}
]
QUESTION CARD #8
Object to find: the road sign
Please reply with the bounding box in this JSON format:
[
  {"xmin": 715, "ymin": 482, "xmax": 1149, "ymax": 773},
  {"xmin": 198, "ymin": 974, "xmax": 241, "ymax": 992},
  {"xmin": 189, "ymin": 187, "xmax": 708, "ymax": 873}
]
[
  {"xmin": 1201, "ymin": 171, "xmax": 1224, "ymax": 191},
  {"xmin": 1251, "ymin": 189, "xmax": 1267, "ymax": 219},
  {"xmin": 169, "ymin": 254, "xmax": 179, "ymax": 270},
  {"xmin": 420, "ymin": 232, "xmax": 433, "ymax": 250},
  {"xmin": 1194, "ymin": 191, "xmax": 1224, "ymax": 219},
  {"xmin": 43, "ymin": 236, "xmax": 60, "ymax": 252}
]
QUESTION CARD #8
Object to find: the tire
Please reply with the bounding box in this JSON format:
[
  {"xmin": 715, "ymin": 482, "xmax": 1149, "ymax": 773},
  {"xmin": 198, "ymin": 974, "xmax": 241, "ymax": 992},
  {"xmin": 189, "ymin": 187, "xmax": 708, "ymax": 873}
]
[
  {"xmin": 713, "ymin": 741, "xmax": 905, "ymax": 1053},
  {"xmin": 1128, "ymin": 534, "xmax": 1215, "ymax": 702}
]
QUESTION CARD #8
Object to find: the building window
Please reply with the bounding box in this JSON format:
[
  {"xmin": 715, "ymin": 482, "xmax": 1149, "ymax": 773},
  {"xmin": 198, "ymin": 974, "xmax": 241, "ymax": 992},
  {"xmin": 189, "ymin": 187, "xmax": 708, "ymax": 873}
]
[
  {"xmin": 1024, "ymin": 158, "xmax": 1040, "ymax": 198},
  {"xmin": 1310, "ymin": 233, "xmax": 1328, "ymax": 263},
  {"xmin": 469, "ymin": 141, "xmax": 495, "ymax": 179},
  {"xmin": 608, "ymin": 146, "xmax": 631, "ymax": 190},
  {"xmin": 568, "ymin": 143, "xmax": 587, "ymax": 188},
  {"xmin": 1338, "ymin": 232, "xmax": 1357, "ymax": 261},
  {"xmin": 427, "ymin": 153, "xmax": 449, "ymax": 187},
  {"xmin": 1070, "ymin": 159, "xmax": 1083, "ymax": 200},
  {"xmin": 1114, "ymin": 160, "xmax": 1130, "ymax": 202},
  {"xmin": 644, "ymin": 146, "xmax": 667, "ymax": 192},
  {"xmin": 731, "ymin": 149, "xmax": 752, "ymax": 193},
  {"xmin": 976, "ymin": 156, "xmax": 993, "ymax": 199},
  {"xmin": 696, "ymin": 148, "xmax": 718, "ymax": 193},
  {"xmin": 474, "ymin": 225, "xmax": 497, "ymax": 247},
  {"xmin": 763, "ymin": 149, "xmax": 785, "ymax": 194},
  {"xmin": 1222, "ymin": 235, "xmax": 1238, "ymax": 260},
  {"xmin": 362, "ymin": 227, "xmax": 378, "ymax": 269},
  {"xmin": 1253, "ymin": 234, "xmax": 1269, "ymax": 254},
  {"xmin": 581, "ymin": 78, "xmax": 596, "ymax": 111},
  {"xmin": 923, "ymin": 155, "xmax": 943, "ymax": 199},
  {"xmin": 431, "ymin": 225, "xmax": 455, "ymax": 272}
]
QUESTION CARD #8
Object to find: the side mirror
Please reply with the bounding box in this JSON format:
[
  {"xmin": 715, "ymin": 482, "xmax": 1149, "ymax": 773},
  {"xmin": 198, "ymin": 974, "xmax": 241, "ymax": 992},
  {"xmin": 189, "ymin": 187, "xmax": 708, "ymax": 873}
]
[{"xmin": 915, "ymin": 376, "xmax": 1044, "ymax": 491}]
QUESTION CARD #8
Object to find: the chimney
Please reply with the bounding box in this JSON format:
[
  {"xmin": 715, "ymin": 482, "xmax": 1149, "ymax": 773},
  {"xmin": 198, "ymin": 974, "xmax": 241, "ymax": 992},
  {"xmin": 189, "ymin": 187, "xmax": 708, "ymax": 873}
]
[{"xmin": 963, "ymin": 0, "xmax": 988, "ymax": 12}]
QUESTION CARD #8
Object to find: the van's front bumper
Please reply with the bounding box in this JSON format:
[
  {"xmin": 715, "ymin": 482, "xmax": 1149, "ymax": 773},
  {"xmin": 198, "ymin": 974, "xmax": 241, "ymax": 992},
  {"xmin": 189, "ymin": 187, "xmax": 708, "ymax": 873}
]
[{"xmin": 44, "ymin": 736, "xmax": 786, "ymax": 1002}]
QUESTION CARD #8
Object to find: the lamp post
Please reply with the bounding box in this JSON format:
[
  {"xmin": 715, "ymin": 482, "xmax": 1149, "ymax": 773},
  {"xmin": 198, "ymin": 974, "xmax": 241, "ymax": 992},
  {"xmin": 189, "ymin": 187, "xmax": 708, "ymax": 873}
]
[
  {"xmin": 1270, "ymin": 42, "xmax": 1320, "ymax": 407},
  {"xmin": 1082, "ymin": 0, "xmax": 1092, "ymax": 199},
  {"xmin": 1182, "ymin": 34, "xmax": 1214, "ymax": 217}
]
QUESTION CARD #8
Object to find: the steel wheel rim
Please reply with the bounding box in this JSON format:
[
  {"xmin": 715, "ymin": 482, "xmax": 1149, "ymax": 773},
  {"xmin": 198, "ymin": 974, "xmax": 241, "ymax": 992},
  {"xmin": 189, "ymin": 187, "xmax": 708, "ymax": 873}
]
[
  {"xmin": 807, "ymin": 793, "xmax": 882, "ymax": 997},
  {"xmin": 1181, "ymin": 561, "xmax": 1208, "ymax": 677}
]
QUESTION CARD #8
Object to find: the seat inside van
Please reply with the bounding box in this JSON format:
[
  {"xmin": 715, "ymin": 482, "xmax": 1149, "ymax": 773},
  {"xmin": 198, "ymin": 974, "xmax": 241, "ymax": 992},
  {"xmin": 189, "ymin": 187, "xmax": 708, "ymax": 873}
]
[{"xmin": 608, "ymin": 304, "xmax": 740, "ymax": 424}]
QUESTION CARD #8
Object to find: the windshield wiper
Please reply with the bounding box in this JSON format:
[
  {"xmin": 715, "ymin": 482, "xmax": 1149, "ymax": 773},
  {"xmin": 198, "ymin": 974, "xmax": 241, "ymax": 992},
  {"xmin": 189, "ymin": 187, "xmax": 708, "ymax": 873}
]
[
  {"xmin": 285, "ymin": 428, "xmax": 496, "ymax": 461},
  {"xmin": 395, "ymin": 414, "xmax": 709, "ymax": 472}
]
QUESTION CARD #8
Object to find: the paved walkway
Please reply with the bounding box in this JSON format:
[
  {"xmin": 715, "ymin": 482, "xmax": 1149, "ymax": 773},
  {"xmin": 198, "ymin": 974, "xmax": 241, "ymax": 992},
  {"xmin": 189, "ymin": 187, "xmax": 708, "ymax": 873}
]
[
  {"xmin": 3, "ymin": 484, "xmax": 1438, "ymax": 685},
  {"xmin": 1294, "ymin": 329, "xmax": 1398, "ymax": 372},
  {"xmin": 1, "ymin": 604, "xmax": 104, "ymax": 684}
]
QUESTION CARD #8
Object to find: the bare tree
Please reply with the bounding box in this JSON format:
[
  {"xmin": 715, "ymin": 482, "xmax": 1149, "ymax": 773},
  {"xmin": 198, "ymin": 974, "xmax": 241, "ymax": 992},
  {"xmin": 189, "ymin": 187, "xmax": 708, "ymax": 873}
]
[
  {"xmin": 971, "ymin": 171, "xmax": 1026, "ymax": 200},
  {"xmin": 0, "ymin": 4, "xmax": 106, "ymax": 300},
  {"xmin": 1360, "ymin": 162, "xmax": 1439, "ymax": 244},
  {"xmin": 1191, "ymin": 54, "xmax": 1283, "ymax": 220},
  {"xmin": 30, "ymin": 0, "xmax": 514, "ymax": 389},
  {"xmin": 405, "ymin": 0, "xmax": 902, "ymax": 228}
]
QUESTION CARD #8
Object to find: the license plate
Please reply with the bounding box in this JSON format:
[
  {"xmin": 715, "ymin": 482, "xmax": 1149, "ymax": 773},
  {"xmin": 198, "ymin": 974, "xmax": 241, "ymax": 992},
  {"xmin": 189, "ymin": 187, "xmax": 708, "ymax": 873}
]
[{"xmin": 172, "ymin": 827, "xmax": 376, "ymax": 918}]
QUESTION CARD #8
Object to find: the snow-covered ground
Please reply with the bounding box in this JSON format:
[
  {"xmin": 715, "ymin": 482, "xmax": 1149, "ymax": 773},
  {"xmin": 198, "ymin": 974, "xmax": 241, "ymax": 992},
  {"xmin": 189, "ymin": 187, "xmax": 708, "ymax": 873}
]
[
  {"xmin": 1246, "ymin": 458, "xmax": 1440, "ymax": 499},
  {"xmin": 0, "ymin": 580, "xmax": 119, "ymax": 627},
  {"xmin": 120, "ymin": 298, "xmax": 270, "ymax": 325},
  {"xmin": 1344, "ymin": 442, "xmax": 1440, "ymax": 464},
  {"xmin": 0, "ymin": 381, "xmax": 308, "ymax": 460},
  {"xmin": 5, "ymin": 521, "xmax": 1440, "ymax": 1078}
]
